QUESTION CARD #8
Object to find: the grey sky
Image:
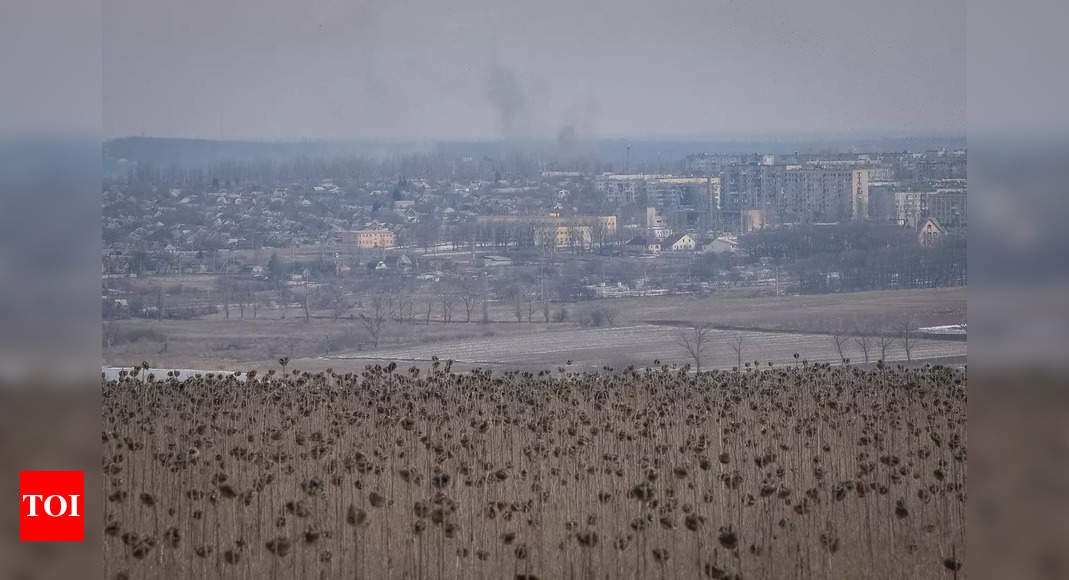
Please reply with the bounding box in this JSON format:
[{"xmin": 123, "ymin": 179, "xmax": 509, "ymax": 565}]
[{"xmin": 103, "ymin": 0, "xmax": 965, "ymax": 141}]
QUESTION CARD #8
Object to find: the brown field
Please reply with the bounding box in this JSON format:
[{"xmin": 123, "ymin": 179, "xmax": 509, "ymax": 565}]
[
  {"xmin": 321, "ymin": 324, "xmax": 966, "ymax": 373},
  {"xmin": 102, "ymin": 363, "xmax": 967, "ymax": 579},
  {"xmin": 610, "ymin": 287, "xmax": 966, "ymax": 333},
  {"xmin": 104, "ymin": 287, "xmax": 966, "ymax": 372}
]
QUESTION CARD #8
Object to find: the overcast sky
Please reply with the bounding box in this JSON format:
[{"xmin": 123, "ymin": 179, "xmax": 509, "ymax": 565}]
[{"xmin": 102, "ymin": 0, "xmax": 965, "ymax": 141}]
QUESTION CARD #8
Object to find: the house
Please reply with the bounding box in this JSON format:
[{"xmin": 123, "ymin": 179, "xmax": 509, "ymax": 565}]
[
  {"xmin": 702, "ymin": 236, "xmax": 738, "ymax": 254},
  {"xmin": 625, "ymin": 237, "xmax": 660, "ymax": 254},
  {"xmin": 917, "ymin": 217, "xmax": 945, "ymax": 248},
  {"xmin": 660, "ymin": 233, "xmax": 697, "ymax": 251}
]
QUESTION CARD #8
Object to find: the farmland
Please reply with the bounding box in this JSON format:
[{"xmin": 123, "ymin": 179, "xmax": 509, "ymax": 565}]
[
  {"xmin": 102, "ymin": 362, "xmax": 966, "ymax": 579},
  {"xmin": 104, "ymin": 287, "xmax": 966, "ymax": 372},
  {"xmin": 322, "ymin": 324, "xmax": 966, "ymax": 372}
]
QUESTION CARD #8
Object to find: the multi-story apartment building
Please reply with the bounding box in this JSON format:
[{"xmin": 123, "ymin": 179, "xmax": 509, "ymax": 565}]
[
  {"xmin": 646, "ymin": 177, "xmax": 721, "ymax": 212},
  {"xmin": 596, "ymin": 174, "xmax": 721, "ymax": 213},
  {"xmin": 927, "ymin": 189, "xmax": 967, "ymax": 231},
  {"xmin": 887, "ymin": 189, "xmax": 966, "ymax": 231},
  {"xmin": 892, "ymin": 192, "xmax": 928, "ymax": 228},
  {"xmin": 720, "ymin": 165, "xmax": 868, "ymax": 224},
  {"xmin": 799, "ymin": 167, "xmax": 869, "ymax": 223},
  {"xmin": 595, "ymin": 174, "xmax": 646, "ymax": 205}
]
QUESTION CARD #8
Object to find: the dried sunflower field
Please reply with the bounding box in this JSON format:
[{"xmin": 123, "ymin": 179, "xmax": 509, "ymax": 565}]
[{"xmin": 102, "ymin": 360, "xmax": 966, "ymax": 579}]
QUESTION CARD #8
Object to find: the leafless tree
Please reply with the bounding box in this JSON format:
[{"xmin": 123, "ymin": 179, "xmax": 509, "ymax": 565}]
[
  {"xmin": 300, "ymin": 288, "xmax": 311, "ymax": 323},
  {"xmin": 216, "ymin": 277, "xmax": 232, "ymax": 320},
  {"xmin": 392, "ymin": 292, "xmax": 415, "ymax": 324},
  {"xmin": 440, "ymin": 293, "xmax": 459, "ymax": 323},
  {"xmin": 156, "ymin": 286, "xmax": 165, "ymax": 320},
  {"xmin": 456, "ymin": 278, "xmax": 481, "ymax": 322},
  {"xmin": 854, "ymin": 332, "xmax": 874, "ymax": 364},
  {"xmin": 460, "ymin": 292, "xmax": 478, "ymax": 322},
  {"xmin": 900, "ymin": 319, "xmax": 915, "ymax": 362},
  {"xmin": 328, "ymin": 283, "xmax": 350, "ymax": 321},
  {"xmin": 877, "ymin": 333, "xmax": 896, "ymax": 362},
  {"xmin": 677, "ymin": 323, "xmax": 713, "ymax": 373},
  {"xmin": 278, "ymin": 283, "xmax": 290, "ymax": 319},
  {"xmin": 728, "ymin": 334, "xmax": 745, "ymax": 370},
  {"xmin": 358, "ymin": 294, "xmax": 389, "ymax": 348},
  {"xmin": 832, "ymin": 333, "xmax": 850, "ymax": 363}
]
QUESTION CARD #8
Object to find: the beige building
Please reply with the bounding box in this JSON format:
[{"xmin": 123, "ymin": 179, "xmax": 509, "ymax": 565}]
[
  {"xmin": 917, "ymin": 217, "xmax": 946, "ymax": 247},
  {"xmin": 741, "ymin": 209, "xmax": 766, "ymax": 232},
  {"xmin": 661, "ymin": 233, "xmax": 698, "ymax": 251},
  {"xmin": 476, "ymin": 215, "xmax": 617, "ymax": 249},
  {"xmin": 334, "ymin": 228, "xmax": 396, "ymax": 249}
]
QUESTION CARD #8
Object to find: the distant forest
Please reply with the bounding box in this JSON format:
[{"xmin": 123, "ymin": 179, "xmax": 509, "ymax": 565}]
[{"xmin": 105, "ymin": 136, "xmax": 967, "ymax": 173}]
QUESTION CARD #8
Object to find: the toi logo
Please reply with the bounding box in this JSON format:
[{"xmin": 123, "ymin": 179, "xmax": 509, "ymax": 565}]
[{"xmin": 19, "ymin": 471, "xmax": 84, "ymax": 541}]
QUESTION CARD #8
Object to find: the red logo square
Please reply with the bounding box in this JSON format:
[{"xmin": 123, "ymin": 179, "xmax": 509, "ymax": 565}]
[{"xmin": 19, "ymin": 471, "xmax": 84, "ymax": 541}]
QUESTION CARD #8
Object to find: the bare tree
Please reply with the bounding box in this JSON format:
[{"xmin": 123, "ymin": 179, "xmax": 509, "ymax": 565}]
[
  {"xmin": 854, "ymin": 332, "xmax": 873, "ymax": 364},
  {"xmin": 677, "ymin": 323, "xmax": 713, "ymax": 373},
  {"xmin": 216, "ymin": 277, "xmax": 232, "ymax": 320},
  {"xmin": 441, "ymin": 293, "xmax": 458, "ymax": 323},
  {"xmin": 278, "ymin": 283, "xmax": 290, "ymax": 319},
  {"xmin": 300, "ymin": 288, "xmax": 311, "ymax": 322},
  {"xmin": 832, "ymin": 333, "xmax": 850, "ymax": 364},
  {"xmin": 729, "ymin": 334, "xmax": 745, "ymax": 370},
  {"xmin": 156, "ymin": 285, "xmax": 165, "ymax": 320},
  {"xmin": 900, "ymin": 319, "xmax": 915, "ymax": 362},
  {"xmin": 460, "ymin": 292, "xmax": 478, "ymax": 322},
  {"xmin": 328, "ymin": 283, "xmax": 350, "ymax": 321},
  {"xmin": 392, "ymin": 292, "xmax": 415, "ymax": 324},
  {"xmin": 358, "ymin": 294, "xmax": 389, "ymax": 348},
  {"xmin": 877, "ymin": 333, "xmax": 896, "ymax": 362},
  {"xmin": 457, "ymin": 278, "xmax": 480, "ymax": 322}
]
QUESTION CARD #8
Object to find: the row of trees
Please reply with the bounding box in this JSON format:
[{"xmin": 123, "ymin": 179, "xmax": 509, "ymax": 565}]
[{"xmin": 678, "ymin": 319, "xmax": 935, "ymax": 372}]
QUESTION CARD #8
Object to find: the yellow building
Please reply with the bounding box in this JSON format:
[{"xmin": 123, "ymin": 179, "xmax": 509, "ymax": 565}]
[
  {"xmin": 476, "ymin": 215, "xmax": 616, "ymax": 249},
  {"xmin": 334, "ymin": 228, "xmax": 396, "ymax": 249}
]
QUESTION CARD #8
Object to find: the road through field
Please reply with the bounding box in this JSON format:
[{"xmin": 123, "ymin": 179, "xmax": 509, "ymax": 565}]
[{"xmin": 325, "ymin": 324, "xmax": 966, "ymax": 371}]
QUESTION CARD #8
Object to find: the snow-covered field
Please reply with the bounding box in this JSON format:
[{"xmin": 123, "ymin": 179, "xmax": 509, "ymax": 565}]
[{"xmin": 325, "ymin": 324, "xmax": 966, "ymax": 370}]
